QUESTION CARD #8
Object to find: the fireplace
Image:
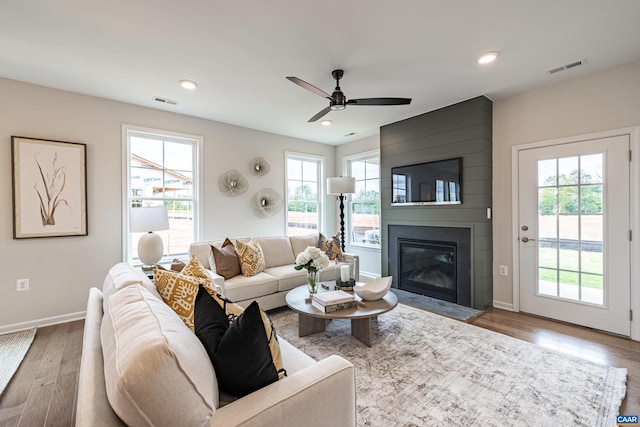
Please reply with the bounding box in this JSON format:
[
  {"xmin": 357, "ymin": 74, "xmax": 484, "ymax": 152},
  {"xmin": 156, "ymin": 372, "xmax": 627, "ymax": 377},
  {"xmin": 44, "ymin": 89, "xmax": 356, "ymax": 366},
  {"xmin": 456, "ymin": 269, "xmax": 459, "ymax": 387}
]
[
  {"xmin": 398, "ymin": 239, "xmax": 457, "ymax": 302},
  {"xmin": 389, "ymin": 225, "xmax": 471, "ymax": 307}
]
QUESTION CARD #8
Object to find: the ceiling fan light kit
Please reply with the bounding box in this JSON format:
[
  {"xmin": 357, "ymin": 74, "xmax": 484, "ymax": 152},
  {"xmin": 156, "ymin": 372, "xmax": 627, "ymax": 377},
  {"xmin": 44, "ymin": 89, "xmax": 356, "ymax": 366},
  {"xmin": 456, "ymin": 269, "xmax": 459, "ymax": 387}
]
[{"xmin": 286, "ymin": 69, "xmax": 411, "ymax": 122}]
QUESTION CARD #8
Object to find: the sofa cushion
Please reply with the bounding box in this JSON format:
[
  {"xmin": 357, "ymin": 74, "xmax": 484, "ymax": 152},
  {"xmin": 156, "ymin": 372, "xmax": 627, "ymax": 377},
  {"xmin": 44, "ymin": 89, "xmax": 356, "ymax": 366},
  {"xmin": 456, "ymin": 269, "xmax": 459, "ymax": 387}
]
[
  {"xmin": 289, "ymin": 233, "xmax": 319, "ymax": 257},
  {"xmin": 102, "ymin": 262, "xmax": 158, "ymax": 314},
  {"xmin": 235, "ymin": 239, "xmax": 266, "ymax": 277},
  {"xmin": 212, "ymin": 238, "xmax": 242, "ymax": 279},
  {"xmin": 255, "ymin": 236, "xmax": 296, "ymax": 268},
  {"xmin": 264, "ymin": 265, "xmax": 307, "ymax": 292},
  {"xmin": 202, "ymin": 298, "xmax": 286, "ymax": 397},
  {"xmin": 223, "ymin": 272, "xmax": 279, "ymax": 302},
  {"xmin": 101, "ymin": 285, "xmax": 217, "ymax": 426}
]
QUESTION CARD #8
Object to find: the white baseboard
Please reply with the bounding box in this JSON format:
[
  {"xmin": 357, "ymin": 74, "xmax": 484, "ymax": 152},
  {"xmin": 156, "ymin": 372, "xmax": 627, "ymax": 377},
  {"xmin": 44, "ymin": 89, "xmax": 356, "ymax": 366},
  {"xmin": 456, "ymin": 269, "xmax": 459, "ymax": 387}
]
[
  {"xmin": 0, "ymin": 311, "xmax": 86, "ymax": 334},
  {"xmin": 492, "ymin": 301, "xmax": 515, "ymax": 311}
]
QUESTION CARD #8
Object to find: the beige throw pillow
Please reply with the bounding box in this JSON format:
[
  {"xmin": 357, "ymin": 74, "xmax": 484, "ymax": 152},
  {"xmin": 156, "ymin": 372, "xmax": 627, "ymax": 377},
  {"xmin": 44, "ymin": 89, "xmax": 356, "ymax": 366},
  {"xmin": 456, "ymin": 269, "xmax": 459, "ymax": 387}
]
[{"xmin": 235, "ymin": 239, "xmax": 266, "ymax": 277}]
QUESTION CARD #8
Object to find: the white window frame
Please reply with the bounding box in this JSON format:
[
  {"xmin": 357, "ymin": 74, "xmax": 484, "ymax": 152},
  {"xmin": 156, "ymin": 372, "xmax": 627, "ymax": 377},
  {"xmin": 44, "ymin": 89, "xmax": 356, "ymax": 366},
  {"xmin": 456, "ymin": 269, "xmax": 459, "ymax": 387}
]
[
  {"xmin": 285, "ymin": 151, "xmax": 325, "ymax": 236},
  {"xmin": 122, "ymin": 124, "xmax": 203, "ymax": 263},
  {"xmin": 344, "ymin": 150, "xmax": 380, "ymax": 248}
]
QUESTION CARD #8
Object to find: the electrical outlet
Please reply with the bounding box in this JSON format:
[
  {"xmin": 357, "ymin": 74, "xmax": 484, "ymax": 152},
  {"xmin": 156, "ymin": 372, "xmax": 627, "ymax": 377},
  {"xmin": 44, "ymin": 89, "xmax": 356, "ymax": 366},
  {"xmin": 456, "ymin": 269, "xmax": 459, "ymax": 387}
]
[
  {"xmin": 499, "ymin": 265, "xmax": 508, "ymax": 276},
  {"xmin": 16, "ymin": 278, "xmax": 29, "ymax": 292}
]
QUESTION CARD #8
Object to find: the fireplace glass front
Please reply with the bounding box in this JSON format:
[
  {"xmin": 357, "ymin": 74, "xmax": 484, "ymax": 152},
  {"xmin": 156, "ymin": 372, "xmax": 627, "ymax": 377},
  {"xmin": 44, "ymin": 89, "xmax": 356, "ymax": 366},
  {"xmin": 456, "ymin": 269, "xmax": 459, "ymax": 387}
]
[{"xmin": 398, "ymin": 239, "xmax": 457, "ymax": 303}]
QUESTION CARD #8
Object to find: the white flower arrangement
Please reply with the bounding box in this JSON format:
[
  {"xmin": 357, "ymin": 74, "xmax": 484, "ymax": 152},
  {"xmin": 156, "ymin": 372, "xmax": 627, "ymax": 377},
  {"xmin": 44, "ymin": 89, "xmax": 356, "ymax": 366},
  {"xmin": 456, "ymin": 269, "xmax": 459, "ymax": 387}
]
[{"xmin": 294, "ymin": 246, "xmax": 330, "ymax": 272}]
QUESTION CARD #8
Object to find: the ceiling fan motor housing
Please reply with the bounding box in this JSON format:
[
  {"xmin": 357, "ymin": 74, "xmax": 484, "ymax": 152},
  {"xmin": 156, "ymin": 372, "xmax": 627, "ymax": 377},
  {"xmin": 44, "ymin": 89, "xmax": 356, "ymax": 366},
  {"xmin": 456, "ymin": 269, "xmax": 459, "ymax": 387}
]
[{"xmin": 331, "ymin": 90, "xmax": 346, "ymax": 110}]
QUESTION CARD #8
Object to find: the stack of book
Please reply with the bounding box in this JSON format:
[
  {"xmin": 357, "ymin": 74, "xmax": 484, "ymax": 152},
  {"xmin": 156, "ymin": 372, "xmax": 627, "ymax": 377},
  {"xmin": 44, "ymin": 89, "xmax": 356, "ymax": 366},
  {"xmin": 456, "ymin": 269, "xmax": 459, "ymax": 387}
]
[{"xmin": 311, "ymin": 290, "xmax": 357, "ymax": 313}]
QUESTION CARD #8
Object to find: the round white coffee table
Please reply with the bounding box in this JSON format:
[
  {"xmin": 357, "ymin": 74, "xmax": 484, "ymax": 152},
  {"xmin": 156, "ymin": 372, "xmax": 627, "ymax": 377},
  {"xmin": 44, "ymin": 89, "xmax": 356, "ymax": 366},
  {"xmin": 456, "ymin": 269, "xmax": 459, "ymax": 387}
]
[{"xmin": 285, "ymin": 283, "xmax": 398, "ymax": 347}]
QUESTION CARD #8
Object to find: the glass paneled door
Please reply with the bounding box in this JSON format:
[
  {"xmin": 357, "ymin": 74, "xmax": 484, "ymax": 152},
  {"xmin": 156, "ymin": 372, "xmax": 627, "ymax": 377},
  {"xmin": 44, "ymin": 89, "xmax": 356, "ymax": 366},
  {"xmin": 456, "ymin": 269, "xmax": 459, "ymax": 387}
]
[{"xmin": 518, "ymin": 135, "xmax": 630, "ymax": 336}]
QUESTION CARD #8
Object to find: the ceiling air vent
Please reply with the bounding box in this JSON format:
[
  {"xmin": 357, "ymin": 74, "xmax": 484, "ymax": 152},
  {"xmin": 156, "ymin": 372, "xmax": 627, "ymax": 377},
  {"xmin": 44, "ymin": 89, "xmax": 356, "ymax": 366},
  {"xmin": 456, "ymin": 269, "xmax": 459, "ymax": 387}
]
[
  {"xmin": 153, "ymin": 96, "xmax": 178, "ymax": 105},
  {"xmin": 547, "ymin": 58, "xmax": 587, "ymax": 75}
]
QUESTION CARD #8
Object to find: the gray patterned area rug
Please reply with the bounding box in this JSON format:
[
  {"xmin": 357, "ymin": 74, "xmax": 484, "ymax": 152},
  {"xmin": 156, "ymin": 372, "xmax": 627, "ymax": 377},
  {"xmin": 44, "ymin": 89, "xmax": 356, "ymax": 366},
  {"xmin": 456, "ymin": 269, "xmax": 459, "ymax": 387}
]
[
  {"xmin": 270, "ymin": 304, "xmax": 627, "ymax": 427},
  {"xmin": 0, "ymin": 327, "xmax": 36, "ymax": 397}
]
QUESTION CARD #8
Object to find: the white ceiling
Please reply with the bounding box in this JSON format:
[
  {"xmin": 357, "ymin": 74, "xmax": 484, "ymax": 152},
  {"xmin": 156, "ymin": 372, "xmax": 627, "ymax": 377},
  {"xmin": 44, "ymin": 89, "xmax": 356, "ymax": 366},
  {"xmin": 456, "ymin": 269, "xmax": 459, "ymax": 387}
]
[{"xmin": 2, "ymin": 1, "xmax": 640, "ymax": 145}]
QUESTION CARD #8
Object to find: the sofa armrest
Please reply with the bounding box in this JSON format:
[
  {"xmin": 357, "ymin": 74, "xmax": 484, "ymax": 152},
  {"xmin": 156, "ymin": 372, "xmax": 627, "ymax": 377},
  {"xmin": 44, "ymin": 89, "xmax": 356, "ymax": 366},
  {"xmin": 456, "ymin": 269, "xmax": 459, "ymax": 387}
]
[
  {"xmin": 76, "ymin": 288, "xmax": 127, "ymax": 426},
  {"xmin": 203, "ymin": 268, "xmax": 225, "ymax": 294},
  {"xmin": 210, "ymin": 355, "xmax": 356, "ymax": 427},
  {"xmin": 341, "ymin": 252, "xmax": 360, "ymax": 282}
]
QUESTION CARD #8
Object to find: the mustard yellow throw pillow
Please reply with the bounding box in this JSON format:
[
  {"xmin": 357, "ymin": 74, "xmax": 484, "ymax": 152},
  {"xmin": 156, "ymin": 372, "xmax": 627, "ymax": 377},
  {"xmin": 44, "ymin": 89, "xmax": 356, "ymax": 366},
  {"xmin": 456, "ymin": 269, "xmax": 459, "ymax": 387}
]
[
  {"xmin": 154, "ymin": 269, "xmax": 200, "ymax": 331},
  {"xmin": 235, "ymin": 239, "xmax": 266, "ymax": 277}
]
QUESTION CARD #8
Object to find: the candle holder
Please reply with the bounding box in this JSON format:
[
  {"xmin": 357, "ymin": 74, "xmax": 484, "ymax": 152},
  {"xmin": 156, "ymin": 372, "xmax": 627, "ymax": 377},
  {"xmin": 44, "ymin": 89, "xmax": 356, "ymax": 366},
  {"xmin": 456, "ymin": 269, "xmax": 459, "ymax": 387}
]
[{"xmin": 335, "ymin": 258, "xmax": 356, "ymax": 291}]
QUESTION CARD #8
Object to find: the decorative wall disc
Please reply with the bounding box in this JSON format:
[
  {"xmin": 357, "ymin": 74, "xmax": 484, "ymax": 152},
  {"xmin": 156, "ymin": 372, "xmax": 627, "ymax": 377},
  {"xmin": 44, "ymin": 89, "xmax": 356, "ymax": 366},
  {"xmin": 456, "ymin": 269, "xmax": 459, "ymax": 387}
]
[
  {"xmin": 249, "ymin": 157, "xmax": 270, "ymax": 177},
  {"xmin": 251, "ymin": 188, "xmax": 282, "ymax": 218},
  {"xmin": 218, "ymin": 170, "xmax": 248, "ymax": 197}
]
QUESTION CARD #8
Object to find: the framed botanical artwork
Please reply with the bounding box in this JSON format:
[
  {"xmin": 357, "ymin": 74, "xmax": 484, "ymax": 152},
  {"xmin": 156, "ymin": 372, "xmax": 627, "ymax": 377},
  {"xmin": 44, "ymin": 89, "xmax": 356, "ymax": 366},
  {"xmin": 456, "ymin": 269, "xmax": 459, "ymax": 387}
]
[{"xmin": 11, "ymin": 136, "xmax": 88, "ymax": 239}]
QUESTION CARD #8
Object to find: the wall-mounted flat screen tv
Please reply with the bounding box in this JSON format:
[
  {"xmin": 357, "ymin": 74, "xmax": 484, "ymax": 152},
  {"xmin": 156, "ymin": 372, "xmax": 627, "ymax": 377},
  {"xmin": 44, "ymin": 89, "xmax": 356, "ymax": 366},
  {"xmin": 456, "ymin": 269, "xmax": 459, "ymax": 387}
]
[{"xmin": 391, "ymin": 157, "xmax": 462, "ymax": 206}]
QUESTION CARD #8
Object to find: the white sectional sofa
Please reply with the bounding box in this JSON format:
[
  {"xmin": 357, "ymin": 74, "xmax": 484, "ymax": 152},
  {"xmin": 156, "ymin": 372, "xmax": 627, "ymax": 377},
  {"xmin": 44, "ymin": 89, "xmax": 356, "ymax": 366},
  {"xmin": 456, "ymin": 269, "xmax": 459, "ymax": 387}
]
[
  {"xmin": 76, "ymin": 263, "xmax": 357, "ymax": 426},
  {"xmin": 189, "ymin": 233, "xmax": 359, "ymax": 310}
]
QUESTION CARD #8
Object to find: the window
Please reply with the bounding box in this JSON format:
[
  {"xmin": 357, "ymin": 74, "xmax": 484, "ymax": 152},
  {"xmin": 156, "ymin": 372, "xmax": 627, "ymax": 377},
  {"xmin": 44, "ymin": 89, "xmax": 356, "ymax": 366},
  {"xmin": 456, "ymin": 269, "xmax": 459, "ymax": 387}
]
[
  {"xmin": 347, "ymin": 153, "xmax": 380, "ymax": 246},
  {"xmin": 286, "ymin": 153, "xmax": 323, "ymax": 236},
  {"xmin": 124, "ymin": 126, "xmax": 202, "ymax": 263}
]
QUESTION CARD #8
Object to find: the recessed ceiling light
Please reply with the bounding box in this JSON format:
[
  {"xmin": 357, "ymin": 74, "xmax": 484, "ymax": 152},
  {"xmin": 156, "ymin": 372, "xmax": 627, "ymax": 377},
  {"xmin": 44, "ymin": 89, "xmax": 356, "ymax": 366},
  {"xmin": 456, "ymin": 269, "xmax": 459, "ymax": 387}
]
[
  {"xmin": 320, "ymin": 120, "xmax": 332, "ymax": 126},
  {"xmin": 477, "ymin": 51, "xmax": 499, "ymax": 64},
  {"xmin": 179, "ymin": 80, "xmax": 198, "ymax": 90}
]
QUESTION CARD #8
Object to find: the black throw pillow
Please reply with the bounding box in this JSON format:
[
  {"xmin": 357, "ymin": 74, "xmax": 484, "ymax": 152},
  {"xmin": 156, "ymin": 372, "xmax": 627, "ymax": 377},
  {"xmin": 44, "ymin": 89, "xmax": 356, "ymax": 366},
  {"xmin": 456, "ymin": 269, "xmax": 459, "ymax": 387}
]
[
  {"xmin": 194, "ymin": 285, "xmax": 230, "ymax": 361},
  {"xmin": 212, "ymin": 301, "xmax": 285, "ymax": 397}
]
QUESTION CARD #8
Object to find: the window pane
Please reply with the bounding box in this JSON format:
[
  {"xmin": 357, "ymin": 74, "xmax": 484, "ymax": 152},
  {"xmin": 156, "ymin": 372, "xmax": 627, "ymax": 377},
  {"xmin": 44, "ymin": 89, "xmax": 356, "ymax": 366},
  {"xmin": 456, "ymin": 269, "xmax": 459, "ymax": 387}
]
[
  {"xmin": 580, "ymin": 154, "xmax": 602, "ymax": 184},
  {"xmin": 558, "ymin": 157, "xmax": 579, "ymax": 185},
  {"xmin": 539, "ymin": 243, "xmax": 557, "ymax": 269},
  {"xmin": 538, "ymin": 159, "xmax": 556, "ymax": 187}
]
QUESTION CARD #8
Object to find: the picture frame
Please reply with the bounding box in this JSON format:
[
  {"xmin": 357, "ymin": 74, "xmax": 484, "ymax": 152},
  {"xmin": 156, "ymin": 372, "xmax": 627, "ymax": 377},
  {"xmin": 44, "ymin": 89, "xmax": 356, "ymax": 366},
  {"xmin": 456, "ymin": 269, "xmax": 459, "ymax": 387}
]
[{"xmin": 11, "ymin": 136, "xmax": 88, "ymax": 239}]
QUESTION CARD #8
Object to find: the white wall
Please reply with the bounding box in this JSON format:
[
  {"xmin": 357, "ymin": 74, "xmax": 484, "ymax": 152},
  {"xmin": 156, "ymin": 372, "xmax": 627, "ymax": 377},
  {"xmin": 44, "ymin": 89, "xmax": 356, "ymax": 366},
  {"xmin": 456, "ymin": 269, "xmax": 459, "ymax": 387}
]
[
  {"xmin": 335, "ymin": 134, "xmax": 381, "ymax": 277},
  {"xmin": 0, "ymin": 77, "xmax": 335, "ymax": 330},
  {"xmin": 492, "ymin": 59, "xmax": 640, "ymax": 308}
]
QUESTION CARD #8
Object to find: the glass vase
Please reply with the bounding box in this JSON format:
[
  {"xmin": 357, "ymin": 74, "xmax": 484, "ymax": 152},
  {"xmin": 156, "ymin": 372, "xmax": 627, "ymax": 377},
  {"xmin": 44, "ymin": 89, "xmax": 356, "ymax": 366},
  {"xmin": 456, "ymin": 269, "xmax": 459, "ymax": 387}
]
[{"xmin": 306, "ymin": 270, "xmax": 319, "ymax": 295}]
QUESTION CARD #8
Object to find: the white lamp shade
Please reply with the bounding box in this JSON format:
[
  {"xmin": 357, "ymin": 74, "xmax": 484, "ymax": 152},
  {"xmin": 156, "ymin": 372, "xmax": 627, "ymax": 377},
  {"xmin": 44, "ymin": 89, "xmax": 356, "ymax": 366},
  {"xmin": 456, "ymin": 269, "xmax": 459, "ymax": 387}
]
[
  {"xmin": 130, "ymin": 206, "xmax": 169, "ymax": 233},
  {"xmin": 327, "ymin": 177, "xmax": 356, "ymax": 195}
]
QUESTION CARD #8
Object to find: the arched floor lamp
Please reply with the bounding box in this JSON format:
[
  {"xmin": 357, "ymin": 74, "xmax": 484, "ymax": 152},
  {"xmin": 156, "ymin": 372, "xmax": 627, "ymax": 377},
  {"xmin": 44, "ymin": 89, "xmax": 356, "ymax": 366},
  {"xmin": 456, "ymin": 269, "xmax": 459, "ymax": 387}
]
[{"xmin": 327, "ymin": 176, "xmax": 356, "ymax": 252}]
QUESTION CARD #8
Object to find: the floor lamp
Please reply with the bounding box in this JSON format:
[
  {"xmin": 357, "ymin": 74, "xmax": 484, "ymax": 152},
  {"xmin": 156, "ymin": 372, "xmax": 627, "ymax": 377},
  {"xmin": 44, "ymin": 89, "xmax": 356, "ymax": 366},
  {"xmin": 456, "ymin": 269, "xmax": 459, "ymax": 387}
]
[
  {"xmin": 130, "ymin": 206, "xmax": 170, "ymax": 272},
  {"xmin": 327, "ymin": 176, "xmax": 356, "ymax": 252}
]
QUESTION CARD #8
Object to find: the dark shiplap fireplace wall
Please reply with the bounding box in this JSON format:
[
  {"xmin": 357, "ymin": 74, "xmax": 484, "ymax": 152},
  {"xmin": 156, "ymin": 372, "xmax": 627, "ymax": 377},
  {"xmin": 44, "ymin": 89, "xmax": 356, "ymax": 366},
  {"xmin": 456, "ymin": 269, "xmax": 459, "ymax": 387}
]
[{"xmin": 380, "ymin": 96, "xmax": 493, "ymax": 309}]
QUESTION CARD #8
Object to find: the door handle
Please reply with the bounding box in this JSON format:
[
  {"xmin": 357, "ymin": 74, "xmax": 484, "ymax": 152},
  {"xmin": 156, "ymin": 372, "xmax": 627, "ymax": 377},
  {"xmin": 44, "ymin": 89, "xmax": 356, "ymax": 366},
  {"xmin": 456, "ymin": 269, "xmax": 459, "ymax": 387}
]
[{"xmin": 521, "ymin": 237, "xmax": 536, "ymax": 243}]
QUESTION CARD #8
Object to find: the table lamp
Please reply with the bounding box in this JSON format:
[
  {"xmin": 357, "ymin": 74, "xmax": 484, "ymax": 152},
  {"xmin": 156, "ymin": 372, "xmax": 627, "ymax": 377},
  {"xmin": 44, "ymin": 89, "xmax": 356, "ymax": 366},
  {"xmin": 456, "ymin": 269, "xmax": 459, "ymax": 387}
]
[
  {"xmin": 327, "ymin": 176, "xmax": 356, "ymax": 252},
  {"xmin": 130, "ymin": 206, "xmax": 170, "ymax": 268}
]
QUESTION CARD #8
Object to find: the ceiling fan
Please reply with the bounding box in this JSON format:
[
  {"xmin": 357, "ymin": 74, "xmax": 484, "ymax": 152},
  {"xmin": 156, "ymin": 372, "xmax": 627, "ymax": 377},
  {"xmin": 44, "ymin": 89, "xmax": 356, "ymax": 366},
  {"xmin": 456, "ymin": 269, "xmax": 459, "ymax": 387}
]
[{"xmin": 286, "ymin": 69, "xmax": 412, "ymax": 122}]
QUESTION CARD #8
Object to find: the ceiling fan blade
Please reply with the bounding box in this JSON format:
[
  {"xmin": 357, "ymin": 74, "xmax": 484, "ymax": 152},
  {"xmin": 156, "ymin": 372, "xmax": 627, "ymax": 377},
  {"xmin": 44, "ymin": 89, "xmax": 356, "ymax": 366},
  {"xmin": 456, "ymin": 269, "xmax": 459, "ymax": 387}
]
[
  {"xmin": 286, "ymin": 76, "xmax": 331, "ymax": 99},
  {"xmin": 348, "ymin": 97, "xmax": 412, "ymax": 106},
  {"xmin": 308, "ymin": 106, "xmax": 332, "ymax": 122}
]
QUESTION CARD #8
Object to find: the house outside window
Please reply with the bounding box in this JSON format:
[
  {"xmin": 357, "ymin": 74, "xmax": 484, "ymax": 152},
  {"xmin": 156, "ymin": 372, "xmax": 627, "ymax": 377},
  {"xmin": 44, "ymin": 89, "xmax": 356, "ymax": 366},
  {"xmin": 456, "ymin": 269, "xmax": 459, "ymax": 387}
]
[
  {"xmin": 286, "ymin": 153, "xmax": 324, "ymax": 236},
  {"xmin": 123, "ymin": 125, "xmax": 202, "ymax": 263},
  {"xmin": 347, "ymin": 152, "xmax": 380, "ymax": 247}
]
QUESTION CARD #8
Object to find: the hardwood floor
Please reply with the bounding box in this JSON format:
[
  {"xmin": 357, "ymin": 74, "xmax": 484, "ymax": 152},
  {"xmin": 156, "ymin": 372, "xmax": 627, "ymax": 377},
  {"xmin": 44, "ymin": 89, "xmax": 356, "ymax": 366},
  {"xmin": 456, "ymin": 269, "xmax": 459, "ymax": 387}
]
[
  {"xmin": 1, "ymin": 309, "xmax": 639, "ymax": 425},
  {"xmin": 0, "ymin": 320, "xmax": 83, "ymax": 427}
]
